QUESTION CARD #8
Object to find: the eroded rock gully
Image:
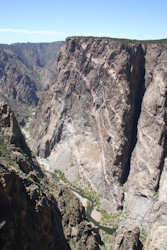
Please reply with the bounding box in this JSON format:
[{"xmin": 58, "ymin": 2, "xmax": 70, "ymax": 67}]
[{"xmin": 31, "ymin": 37, "xmax": 167, "ymax": 249}]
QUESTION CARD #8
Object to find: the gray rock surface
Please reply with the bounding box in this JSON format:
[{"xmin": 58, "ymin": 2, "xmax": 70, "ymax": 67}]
[
  {"xmin": 30, "ymin": 37, "xmax": 167, "ymax": 248},
  {"xmin": 144, "ymin": 202, "xmax": 167, "ymax": 250},
  {"xmin": 125, "ymin": 43, "xmax": 167, "ymax": 224},
  {"xmin": 110, "ymin": 226, "xmax": 143, "ymax": 250},
  {"xmin": 31, "ymin": 37, "xmax": 145, "ymax": 211}
]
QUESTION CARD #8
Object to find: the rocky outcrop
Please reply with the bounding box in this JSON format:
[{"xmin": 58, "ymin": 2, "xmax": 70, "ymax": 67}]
[
  {"xmin": 0, "ymin": 101, "xmax": 101, "ymax": 250},
  {"xmin": 110, "ymin": 226, "xmax": 143, "ymax": 250}
]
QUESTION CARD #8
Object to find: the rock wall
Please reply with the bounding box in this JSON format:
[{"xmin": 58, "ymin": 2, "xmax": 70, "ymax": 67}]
[
  {"xmin": 31, "ymin": 37, "xmax": 167, "ymax": 249},
  {"xmin": 31, "ymin": 37, "xmax": 146, "ymax": 210},
  {"xmin": 125, "ymin": 43, "xmax": 167, "ymax": 224}
]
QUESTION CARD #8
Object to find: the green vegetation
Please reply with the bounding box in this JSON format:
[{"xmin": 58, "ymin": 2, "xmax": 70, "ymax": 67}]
[
  {"xmin": 55, "ymin": 169, "xmax": 121, "ymax": 229},
  {"xmin": 100, "ymin": 210, "xmax": 122, "ymax": 228},
  {"xmin": 154, "ymin": 189, "xmax": 159, "ymax": 196},
  {"xmin": 55, "ymin": 168, "xmax": 120, "ymax": 248},
  {"xmin": 140, "ymin": 226, "xmax": 147, "ymax": 244},
  {"xmin": 67, "ymin": 36, "xmax": 167, "ymax": 44},
  {"xmin": 77, "ymin": 171, "xmax": 81, "ymax": 181},
  {"xmin": 70, "ymin": 161, "xmax": 75, "ymax": 167},
  {"xmin": 55, "ymin": 169, "xmax": 99, "ymax": 205},
  {"xmin": 101, "ymin": 244, "xmax": 108, "ymax": 250},
  {"xmin": 86, "ymin": 200, "xmax": 92, "ymax": 214},
  {"xmin": 0, "ymin": 137, "xmax": 15, "ymax": 165},
  {"xmin": 122, "ymin": 186, "xmax": 126, "ymax": 193}
]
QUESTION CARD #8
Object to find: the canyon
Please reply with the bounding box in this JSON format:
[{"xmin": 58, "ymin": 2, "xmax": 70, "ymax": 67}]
[
  {"xmin": 0, "ymin": 37, "xmax": 167, "ymax": 249},
  {"xmin": 0, "ymin": 101, "xmax": 102, "ymax": 250},
  {"xmin": 0, "ymin": 42, "xmax": 63, "ymax": 123}
]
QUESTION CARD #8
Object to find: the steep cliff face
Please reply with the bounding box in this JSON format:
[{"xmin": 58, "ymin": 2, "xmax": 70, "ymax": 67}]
[
  {"xmin": 125, "ymin": 43, "xmax": 167, "ymax": 224},
  {"xmin": 31, "ymin": 37, "xmax": 167, "ymax": 249},
  {"xmin": 0, "ymin": 42, "xmax": 63, "ymax": 122},
  {"xmin": 31, "ymin": 37, "xmax": 146, "ymax": 210},
  {"xmin": 0, "ymin": 101, "xmax": 101, "ymax": 250},
  {"xmin": 125, "ymin": 43, "xmax": 167, "ymax": 250}
]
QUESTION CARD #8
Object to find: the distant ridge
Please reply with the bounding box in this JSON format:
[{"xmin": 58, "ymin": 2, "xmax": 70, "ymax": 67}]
[{"xmin": 0, "ymin": 41, "xmax": 64, "ymax": 122}]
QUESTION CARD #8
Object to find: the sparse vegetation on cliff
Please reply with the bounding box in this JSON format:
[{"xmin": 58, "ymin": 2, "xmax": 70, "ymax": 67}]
[{"xmin": 67, "ymin": 36, "xmax": 167, "ymax": 44}]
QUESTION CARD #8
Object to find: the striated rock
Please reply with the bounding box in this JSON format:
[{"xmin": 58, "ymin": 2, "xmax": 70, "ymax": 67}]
[
  {"xmin": 31, "ymin": 37, "xmax": 145, "ymax": 211},
  {"xmin": 144, "ymin": 159, "xmax": 167, "ymax": 249},
  {"xmin": 125, "ymin": 43, "xmax": 167, "ymax": 225},
  {"xmin": 0, "ymin": 101, "xmax": 101, "ymax": 250},
  {"xmin": 144, "ymin": 202, "xmax": 167, "ymax": 250},
  {"xmin": 110, "ymin": 226, "xmax": 143, "ymax": 250},
  {"xmin": 29, "ymin": 37, "xmax": 167, "ymax": 247}
]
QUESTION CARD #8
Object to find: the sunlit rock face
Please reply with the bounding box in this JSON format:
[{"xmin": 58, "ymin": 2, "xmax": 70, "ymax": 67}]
[
  {"xmin": 30, "ymin": 37, "xmax": 167, "ymax": 248},
  {"xmin": 125, "ymin": 43, "xmax": 167, "ymax": 223},
  {"xmin": 31, "ymin": 37, "xmax": 146, "ymax": 211}
]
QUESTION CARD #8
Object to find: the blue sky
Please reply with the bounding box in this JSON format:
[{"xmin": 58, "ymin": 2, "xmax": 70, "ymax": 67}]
[{"xmin": 0, "ymin": 0, "xmax": 166, "ymax": 43}]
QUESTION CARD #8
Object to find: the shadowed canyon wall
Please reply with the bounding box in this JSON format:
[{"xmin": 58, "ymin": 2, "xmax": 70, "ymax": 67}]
[
  {"xmin": 0, "ymin": 101, "xmax": 102, "ymax": 250},
  {"xmin": 0, "ymin": 42, "xmax": 63, "ymax": 122}
]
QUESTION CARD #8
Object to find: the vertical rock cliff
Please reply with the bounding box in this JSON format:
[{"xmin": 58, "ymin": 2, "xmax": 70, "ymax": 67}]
[
  {"xmin": 125, "ymin": 43, "xmax": 167, "ymax": 223},
  {"xmin": 31, "ymin": 37, "xmax": 146, "ymax": 210},
  {"xmin": 124, "ymin": 43, "xmax": 167, "ymax": 249},
  {"xmin": 31, "ymin": 37, "xmax": 167, "ymax": 249}
]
